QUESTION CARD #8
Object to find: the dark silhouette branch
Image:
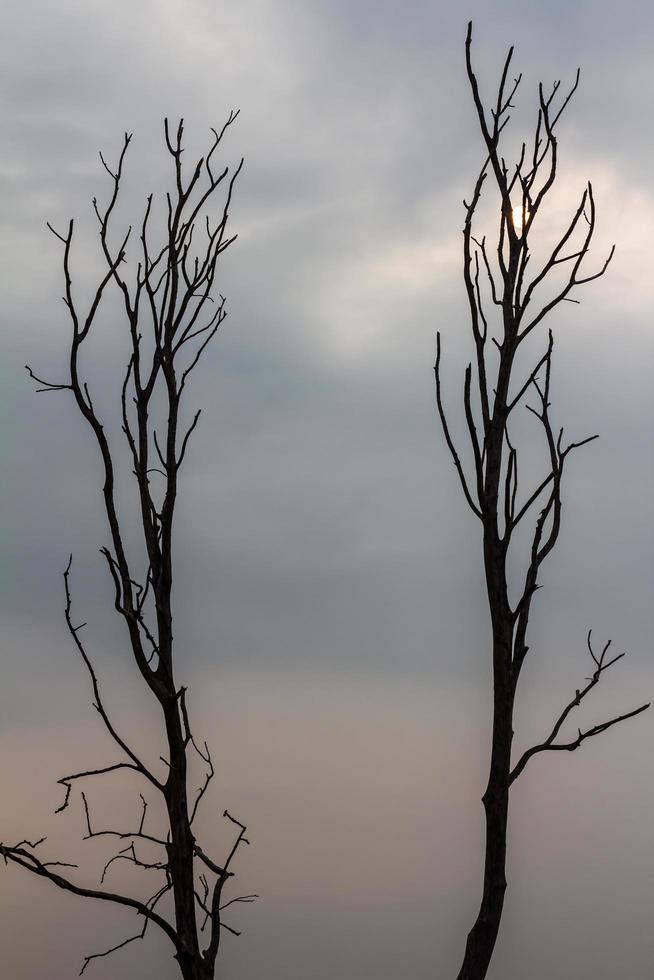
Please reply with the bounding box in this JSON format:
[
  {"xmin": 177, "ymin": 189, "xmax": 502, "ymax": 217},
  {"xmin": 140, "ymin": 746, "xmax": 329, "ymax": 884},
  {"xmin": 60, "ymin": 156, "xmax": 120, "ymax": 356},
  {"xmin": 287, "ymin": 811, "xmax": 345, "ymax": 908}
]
[
  {"xmin": 202, "ymin": 811, "xmax": 252, "ymax": 969},
  {"xmin": 0, "ymin": 840, "xmax": 179, "ymax": 949},
  {"xmin": 434, "ymin": 333, "xmax": 483, "ymax": 520},
  {"xmin": 510, "ymin": 631, "xmax": 650, "ymax": 783}
]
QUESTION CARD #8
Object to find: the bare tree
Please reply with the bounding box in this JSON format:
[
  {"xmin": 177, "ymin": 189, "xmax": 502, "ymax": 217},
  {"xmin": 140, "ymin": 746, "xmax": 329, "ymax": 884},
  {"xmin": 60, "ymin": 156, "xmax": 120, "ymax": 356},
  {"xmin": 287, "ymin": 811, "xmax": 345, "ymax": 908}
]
[
  {"xmin": 435, "ymin": 23, "xmax": 649, "ymax": 980},
  {"xmin": 0, "ymin": 118, "xmax": 254, "ymax": 980}
]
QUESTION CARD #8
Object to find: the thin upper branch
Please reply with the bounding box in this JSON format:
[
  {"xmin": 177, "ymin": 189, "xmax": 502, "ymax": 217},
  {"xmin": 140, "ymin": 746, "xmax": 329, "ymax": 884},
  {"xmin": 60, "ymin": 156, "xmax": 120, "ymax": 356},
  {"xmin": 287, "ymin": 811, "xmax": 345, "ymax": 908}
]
[{"xmin": 434, "ymin": 333, "xmax": 483, "ymax": 520}]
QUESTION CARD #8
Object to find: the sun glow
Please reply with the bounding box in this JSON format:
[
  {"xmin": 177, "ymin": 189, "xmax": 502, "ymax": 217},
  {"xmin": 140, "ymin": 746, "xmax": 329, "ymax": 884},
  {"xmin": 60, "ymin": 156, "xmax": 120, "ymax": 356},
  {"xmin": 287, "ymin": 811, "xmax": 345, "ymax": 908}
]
[{"xmin": 511, "ymin": 204, "xmax": 528, "ymax": 236}]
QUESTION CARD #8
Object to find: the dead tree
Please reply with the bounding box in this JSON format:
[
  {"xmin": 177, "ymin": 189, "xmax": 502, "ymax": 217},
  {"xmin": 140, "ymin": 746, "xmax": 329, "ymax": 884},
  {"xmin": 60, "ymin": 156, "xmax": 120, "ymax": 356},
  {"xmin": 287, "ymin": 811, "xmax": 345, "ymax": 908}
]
[
  {"xmin": 435, "ymin": 23, "xmax": 649, "ymax": 980},
  {"xmin": 0, "ymin": 118, "xmax": 255, "ymax": 980}
]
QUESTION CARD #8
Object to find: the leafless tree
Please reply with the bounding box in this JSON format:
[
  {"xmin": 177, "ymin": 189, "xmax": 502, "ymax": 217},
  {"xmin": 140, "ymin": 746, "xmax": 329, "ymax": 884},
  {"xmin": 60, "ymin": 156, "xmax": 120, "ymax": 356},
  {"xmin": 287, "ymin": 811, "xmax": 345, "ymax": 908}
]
[
  {"xmin": 435, "ymin": 23, "xmax": 650, "ymax": 980},
  {"xmin": 0, "ymin": 117, "xmax": 255, "ymax": 980}
]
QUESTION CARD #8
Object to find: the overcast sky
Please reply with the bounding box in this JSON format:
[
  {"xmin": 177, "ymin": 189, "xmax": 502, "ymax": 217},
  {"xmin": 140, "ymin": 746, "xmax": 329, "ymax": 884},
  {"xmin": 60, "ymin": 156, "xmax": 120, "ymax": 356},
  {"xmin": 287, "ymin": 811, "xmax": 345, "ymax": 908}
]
[{"xmin": 1, "ymin": 2, "xmax": 653, "ymax": 978}]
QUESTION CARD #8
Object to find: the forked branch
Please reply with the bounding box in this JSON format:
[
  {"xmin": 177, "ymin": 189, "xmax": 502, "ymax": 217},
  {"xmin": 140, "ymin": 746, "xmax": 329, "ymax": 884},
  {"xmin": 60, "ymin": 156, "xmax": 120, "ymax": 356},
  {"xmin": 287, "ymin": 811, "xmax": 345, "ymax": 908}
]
[{"xmin": 510, "ymin": 631, "xmax": 649, "ymax": 783}]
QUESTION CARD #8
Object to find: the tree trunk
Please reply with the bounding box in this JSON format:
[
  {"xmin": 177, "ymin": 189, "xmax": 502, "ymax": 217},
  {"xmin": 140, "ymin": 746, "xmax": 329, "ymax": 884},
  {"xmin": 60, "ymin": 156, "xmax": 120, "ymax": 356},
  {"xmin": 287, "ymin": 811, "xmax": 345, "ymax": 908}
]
[
  {"xmin": 163, "ymin": 696, "xmax": 202, "ymax": 971},
  {"xmin": 456, "ymin": 548, "xmax": 514, "ymax": 980},
  {"xmin": 455, "ymin": 736, "xmax": 510, "ymax": 980}
]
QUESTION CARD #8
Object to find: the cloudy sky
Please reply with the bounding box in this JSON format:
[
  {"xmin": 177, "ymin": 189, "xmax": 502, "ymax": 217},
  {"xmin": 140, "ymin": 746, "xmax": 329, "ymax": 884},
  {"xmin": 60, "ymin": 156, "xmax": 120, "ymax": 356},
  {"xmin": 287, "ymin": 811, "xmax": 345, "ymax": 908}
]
[{"xmin": 1, "ymin": 1, "xmax": 653, "ymax": 978}]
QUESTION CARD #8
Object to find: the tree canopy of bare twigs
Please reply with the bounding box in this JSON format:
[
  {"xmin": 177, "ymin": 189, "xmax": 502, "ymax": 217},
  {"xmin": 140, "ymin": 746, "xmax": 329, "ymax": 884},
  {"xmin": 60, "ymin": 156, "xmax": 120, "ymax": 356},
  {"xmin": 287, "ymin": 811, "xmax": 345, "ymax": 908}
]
[
  {"xmin": 1, "ymin": 116, "xmax": 255, "ymax": 980},
  {"xmin": 435, "ymin": 23, "xmax": 649, "ymax": 980}
]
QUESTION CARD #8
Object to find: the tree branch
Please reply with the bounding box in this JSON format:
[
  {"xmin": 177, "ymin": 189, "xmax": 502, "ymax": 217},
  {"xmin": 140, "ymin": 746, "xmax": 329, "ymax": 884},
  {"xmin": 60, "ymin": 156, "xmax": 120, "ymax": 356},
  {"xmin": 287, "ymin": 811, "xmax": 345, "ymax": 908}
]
[{"xmin": 510, "ymin": 631, "xmax": 650, "ymax": 783}]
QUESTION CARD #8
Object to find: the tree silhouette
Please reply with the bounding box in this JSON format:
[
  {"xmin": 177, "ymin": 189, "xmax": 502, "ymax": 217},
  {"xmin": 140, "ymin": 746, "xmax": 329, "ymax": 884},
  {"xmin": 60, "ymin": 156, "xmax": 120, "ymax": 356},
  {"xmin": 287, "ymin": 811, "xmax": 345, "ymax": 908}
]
[
  {"xmin": 435, "ymin": 23, "xmax": 649, "ymax": 980},
  {"xmin": 0, "ymin": 117, "xmax": 254, "ymax": 980}
]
